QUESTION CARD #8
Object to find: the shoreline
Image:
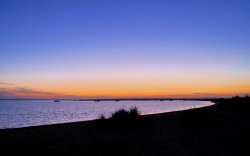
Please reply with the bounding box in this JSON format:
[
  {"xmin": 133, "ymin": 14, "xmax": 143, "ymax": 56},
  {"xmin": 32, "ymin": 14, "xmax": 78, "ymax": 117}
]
[
  {"xmin": 1, "ymin": 98, "xmax": 249, "ymax": 156},
  {"xmin": 0, "ymin": 100, "xmax": 215, "ymax": 130}
]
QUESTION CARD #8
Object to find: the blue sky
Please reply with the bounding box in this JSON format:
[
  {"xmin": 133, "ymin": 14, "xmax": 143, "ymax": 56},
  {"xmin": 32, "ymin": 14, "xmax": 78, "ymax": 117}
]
[{"xmin": 0, "ymin": 0, "xmax": 250, "ymax": 98}]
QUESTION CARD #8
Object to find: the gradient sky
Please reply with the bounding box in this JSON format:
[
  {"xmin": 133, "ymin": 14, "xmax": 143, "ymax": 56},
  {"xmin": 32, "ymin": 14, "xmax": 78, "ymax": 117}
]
[{"xmin": 1, "ymin": 0, "xmax": 250, "ymax": 98}]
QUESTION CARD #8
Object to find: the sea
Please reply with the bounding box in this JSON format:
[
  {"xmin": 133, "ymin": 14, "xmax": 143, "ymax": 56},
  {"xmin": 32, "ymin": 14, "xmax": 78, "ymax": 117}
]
[{"xmin": 0, "ymin": 100, "xmax": 214, "ymax": 129}]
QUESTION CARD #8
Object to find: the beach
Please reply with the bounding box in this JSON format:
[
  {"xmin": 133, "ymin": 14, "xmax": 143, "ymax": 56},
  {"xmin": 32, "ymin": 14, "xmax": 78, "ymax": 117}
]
[
  {"xmin": 1, "ymin": 1, "xmax": 249, "ymax": 155},
  {"xmin": 1, "ymin": 98, "xmax": 250, "ymax": 156}
]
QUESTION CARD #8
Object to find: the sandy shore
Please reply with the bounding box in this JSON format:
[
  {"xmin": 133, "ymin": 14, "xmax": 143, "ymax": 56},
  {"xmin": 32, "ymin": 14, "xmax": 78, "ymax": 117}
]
[{"xmin": 1, "ymin": 98, "xmax": 250, "ymax": 156}]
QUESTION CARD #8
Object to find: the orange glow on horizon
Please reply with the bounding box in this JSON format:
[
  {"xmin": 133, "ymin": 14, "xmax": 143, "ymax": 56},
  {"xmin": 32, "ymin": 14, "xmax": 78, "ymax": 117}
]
[
  {"xmin": 1, "ymin": 70, "xmax": 250, "ymax": 99},
  {"xmin": 9, "ymin": 83, "xmax": 249, "ymax": 99}
]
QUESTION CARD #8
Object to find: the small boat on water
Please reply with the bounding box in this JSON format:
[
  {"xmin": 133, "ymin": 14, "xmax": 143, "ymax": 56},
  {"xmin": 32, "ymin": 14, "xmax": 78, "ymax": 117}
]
[
  {"xmin": 94, "ymin": 97, "xmax": 101, "ymax": 102},
  {"xmin": 54, "ymin": 100, "xmax": 60, "ymax": 102}
]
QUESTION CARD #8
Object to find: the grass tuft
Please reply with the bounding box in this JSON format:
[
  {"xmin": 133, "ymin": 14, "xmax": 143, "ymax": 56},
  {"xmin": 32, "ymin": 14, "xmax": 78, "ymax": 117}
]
[{"xmin": 97, "ymin": 107, "xmax": 143, "ymax": 128}]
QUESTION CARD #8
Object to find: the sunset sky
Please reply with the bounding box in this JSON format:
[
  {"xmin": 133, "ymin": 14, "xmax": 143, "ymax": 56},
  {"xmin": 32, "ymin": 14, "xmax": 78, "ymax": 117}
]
[{"xmin": 1, "ymin": 0, "xmax": 250, "ymax": 99}]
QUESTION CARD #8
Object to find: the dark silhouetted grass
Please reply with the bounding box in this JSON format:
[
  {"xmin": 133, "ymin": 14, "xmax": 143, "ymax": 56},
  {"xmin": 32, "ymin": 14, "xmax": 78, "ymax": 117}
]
[
  {"xmin": 97, "ymin": 107, "xmax": 145, "ymax": 128},
  {"xmin": 111, "ymin": 107, "xmax": 140, "ymax": 120},
  {"xmin": 98, "ymin": 114, "xmax": 106, "ymax": 120}
]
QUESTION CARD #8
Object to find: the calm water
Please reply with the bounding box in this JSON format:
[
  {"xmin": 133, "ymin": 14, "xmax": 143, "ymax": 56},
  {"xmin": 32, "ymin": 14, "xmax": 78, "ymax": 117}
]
[{"xmin": 0, "ymin": 100, "xmax": 214, "ymax": 129}]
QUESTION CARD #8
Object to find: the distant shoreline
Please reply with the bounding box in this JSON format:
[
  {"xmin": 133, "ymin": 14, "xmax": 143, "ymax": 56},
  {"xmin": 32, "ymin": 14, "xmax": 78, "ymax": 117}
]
[{"xmin": 0, "ymin": 98, "xmax": 221, "ymax": 101}]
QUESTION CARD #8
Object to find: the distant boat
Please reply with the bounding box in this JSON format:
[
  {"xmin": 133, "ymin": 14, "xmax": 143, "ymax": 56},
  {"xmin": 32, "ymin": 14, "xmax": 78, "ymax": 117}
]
[
  {"xmin": 94, "ymin": 97, "xmax": 101, "ymax": 102},
  {"xmin": 54, "ymin": 100, "xmax": 60, "ymax": 102}
]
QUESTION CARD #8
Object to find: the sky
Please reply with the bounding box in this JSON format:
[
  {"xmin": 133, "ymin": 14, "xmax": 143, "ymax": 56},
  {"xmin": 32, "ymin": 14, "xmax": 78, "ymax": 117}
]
[{"xmin": 1, "ymin": 0, "xmax": 250, "ymax": 99}]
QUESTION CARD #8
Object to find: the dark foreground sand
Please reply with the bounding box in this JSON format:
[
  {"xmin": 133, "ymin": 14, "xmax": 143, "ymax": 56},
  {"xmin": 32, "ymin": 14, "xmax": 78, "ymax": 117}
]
[{"xmin": 1, "ymin": 98, "xmax": 250, "ymax": 156}]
